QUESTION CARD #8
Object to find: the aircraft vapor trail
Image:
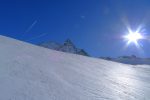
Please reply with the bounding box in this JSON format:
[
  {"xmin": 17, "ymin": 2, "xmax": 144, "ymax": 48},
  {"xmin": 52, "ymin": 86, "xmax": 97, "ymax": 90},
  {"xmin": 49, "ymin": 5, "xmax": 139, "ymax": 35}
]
[
  {"xmin": 25, "ymin": 20, "xmax": 37, "ymax": 33},
  {"xmin": 26, "ymin": 33, "xmax": 49, "ymax": 42},
  {"xmin": 20, "ymin": 20, "xmax": 38, "ymax": 38}
]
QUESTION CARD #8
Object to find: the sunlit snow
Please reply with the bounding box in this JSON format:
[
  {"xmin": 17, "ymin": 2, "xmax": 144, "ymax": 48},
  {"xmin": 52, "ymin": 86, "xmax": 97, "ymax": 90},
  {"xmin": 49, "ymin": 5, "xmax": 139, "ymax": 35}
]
[{"xmin": 0, "ymin": 35, "xmax": 150, "ymax": 100}]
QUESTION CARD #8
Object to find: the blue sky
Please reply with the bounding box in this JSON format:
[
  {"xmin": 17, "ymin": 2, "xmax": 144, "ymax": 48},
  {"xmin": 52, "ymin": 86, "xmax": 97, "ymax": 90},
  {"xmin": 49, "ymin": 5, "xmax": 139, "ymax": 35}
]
[{"xmin": 1, "ymin": 0, "xmax": 150, "ymax": 57}]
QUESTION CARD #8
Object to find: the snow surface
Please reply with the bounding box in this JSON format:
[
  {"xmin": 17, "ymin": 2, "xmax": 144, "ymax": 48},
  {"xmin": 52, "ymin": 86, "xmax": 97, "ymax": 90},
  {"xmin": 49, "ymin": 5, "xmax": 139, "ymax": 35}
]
[{"xmin": 0, "ymin": 35, "xmax": 150, "ymax": 100}]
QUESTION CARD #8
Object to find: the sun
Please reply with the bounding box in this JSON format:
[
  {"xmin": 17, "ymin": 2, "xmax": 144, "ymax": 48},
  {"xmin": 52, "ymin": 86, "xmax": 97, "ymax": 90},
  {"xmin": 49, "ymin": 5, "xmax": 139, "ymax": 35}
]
[
  {"xmin": 124, "ymin": 32, "xmax": 143, "ymax": 46},
  {"xmin": 124, "ymin": 32, "xmax": 143, "ymax": 43}
]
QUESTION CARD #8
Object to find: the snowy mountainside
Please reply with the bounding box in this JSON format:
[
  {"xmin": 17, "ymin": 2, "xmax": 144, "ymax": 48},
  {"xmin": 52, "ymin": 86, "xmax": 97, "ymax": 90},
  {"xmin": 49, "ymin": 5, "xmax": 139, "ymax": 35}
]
[
  {"xmin": 38, "ymin": 41, "xmax": 61, "ymax": 50},
  {"xmin": 101, "ymin": 55, "xmax": 150, "ymax": 65},
  {"xmin": 0, "ymin": 35, "xmax": 150, "ymax": 100},
  {"xmin": 38, "ymin": 39, "xmax": 89, "ymax": 56}
]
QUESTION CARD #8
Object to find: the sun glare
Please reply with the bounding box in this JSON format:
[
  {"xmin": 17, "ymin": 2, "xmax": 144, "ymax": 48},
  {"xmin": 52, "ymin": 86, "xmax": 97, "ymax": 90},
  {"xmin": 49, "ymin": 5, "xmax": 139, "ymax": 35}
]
[{"xmin": 124, "ymin": 32, "xmax": 143, "ymax": 45}]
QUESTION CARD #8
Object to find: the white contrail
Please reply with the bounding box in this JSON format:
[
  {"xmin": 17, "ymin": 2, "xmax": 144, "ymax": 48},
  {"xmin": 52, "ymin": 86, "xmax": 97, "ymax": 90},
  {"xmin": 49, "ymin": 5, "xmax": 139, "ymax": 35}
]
[
  {"xmin": 26, "ymin": 33, "xmax": 49, "ymax": 42},
  {"xmin": 25, "ymin": 20, "xmax": 37, "ymax": 33},
  {"xmin": 20, "ymin": 20, "xmax": 38, "ymax": 38}
]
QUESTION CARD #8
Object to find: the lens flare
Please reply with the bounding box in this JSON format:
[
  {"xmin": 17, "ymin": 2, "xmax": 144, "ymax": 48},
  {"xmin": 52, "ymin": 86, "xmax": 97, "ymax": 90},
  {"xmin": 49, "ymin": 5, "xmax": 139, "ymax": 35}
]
[{"xmin": 124, "ymin": 32, "xmax": 143, "ymax": 46}]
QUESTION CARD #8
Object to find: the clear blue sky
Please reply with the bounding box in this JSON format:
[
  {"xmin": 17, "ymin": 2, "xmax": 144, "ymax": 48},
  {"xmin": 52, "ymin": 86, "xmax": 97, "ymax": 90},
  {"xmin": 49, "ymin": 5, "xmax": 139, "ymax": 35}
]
[{"xmin": 1, "ymin": 0, "xmax": 150, "ymax": 57}]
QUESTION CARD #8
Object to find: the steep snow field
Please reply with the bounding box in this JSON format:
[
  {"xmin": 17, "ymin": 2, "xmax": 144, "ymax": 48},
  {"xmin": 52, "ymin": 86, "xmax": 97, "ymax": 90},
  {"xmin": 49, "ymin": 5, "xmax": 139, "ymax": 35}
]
[{"xmin": 0, "ymin": 35, "xmax": 150, "ymax": 100}]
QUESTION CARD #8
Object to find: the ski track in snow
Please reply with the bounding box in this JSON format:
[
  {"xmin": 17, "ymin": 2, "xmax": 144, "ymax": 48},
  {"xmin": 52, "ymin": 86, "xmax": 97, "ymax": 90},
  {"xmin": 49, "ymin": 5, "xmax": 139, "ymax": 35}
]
[{"xmin": 0, "ymin": 35, "xmax": 150, "ymax": 100}]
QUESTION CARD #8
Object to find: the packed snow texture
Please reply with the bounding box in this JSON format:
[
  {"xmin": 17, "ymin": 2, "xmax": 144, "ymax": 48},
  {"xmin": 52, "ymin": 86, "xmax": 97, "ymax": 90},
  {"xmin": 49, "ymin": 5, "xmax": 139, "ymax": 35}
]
[{"xmin": 0, "ymin": 35, "xmax": 150, "ymax": 100}]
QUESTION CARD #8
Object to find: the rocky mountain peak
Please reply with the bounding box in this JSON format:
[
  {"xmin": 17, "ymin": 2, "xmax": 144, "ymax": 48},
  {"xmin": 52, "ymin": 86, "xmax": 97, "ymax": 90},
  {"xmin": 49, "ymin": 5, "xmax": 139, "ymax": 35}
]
[
  {"xmin": 38, "ymin": 39, "xmax": 89, "ymax": 56},
  {"xmin": 63, "ymin": 39, "xmax": 74, "ymax": 46}
]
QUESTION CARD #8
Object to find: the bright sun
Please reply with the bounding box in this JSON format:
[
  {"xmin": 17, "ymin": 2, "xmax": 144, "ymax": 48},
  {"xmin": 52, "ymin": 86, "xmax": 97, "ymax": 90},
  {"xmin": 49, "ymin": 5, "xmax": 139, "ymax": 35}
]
[{"xmin": 124, "ymin": 32, "xmax": 143, "ymax": 45}]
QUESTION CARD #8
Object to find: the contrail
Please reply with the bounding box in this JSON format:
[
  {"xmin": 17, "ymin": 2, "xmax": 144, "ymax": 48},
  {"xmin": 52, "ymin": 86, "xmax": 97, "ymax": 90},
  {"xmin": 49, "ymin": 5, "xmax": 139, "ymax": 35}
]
[
  {"xmin": 25, "ymin": 20, "xmax": 37, "ymax": 33},
  {"xmin": 26, "ymin": 33, "xmax": 49, "ymax": 42},
  {"xmin": 20, "ymin": 20, "xmax": 38, "ymax": 38}
]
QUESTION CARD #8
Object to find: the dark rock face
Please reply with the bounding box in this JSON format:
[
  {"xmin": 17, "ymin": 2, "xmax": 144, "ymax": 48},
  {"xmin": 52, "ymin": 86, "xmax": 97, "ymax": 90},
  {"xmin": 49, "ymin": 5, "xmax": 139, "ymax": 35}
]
[
  {"xmin": 38, "ymin": 39, "xmax": 89, "ymax": 56},
  {"xmin": 100, "ymin": 57, "xmax": 112, "ymax": 60},
  {"xmin": 118, "ymin": 55, "xmax": 137, "ymax": 59},
  {"xmin": 58, "ymin": 39, "xmax": 77, "ymax": 54},
  {"xmin": 77, "ymin": 49, "xmax": 89, "ymax": 56}
]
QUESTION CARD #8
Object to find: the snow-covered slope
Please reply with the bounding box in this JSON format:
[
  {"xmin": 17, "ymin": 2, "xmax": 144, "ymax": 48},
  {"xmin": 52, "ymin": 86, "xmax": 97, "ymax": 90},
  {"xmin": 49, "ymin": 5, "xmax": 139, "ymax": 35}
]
[
  {"xmin": 38, "ymin": 39, "xmax": 89, "ymax": 56},
  {"xmin": 101, "ymin": 55, "xmax": 150, "ymax": 65},
  {"xmin": 1, "ymin": 35, "xmax": 150, "ymax": 100},
  {"xmin": 113, "ymin": 57, "xmax": 150, "ymax": 65}
]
